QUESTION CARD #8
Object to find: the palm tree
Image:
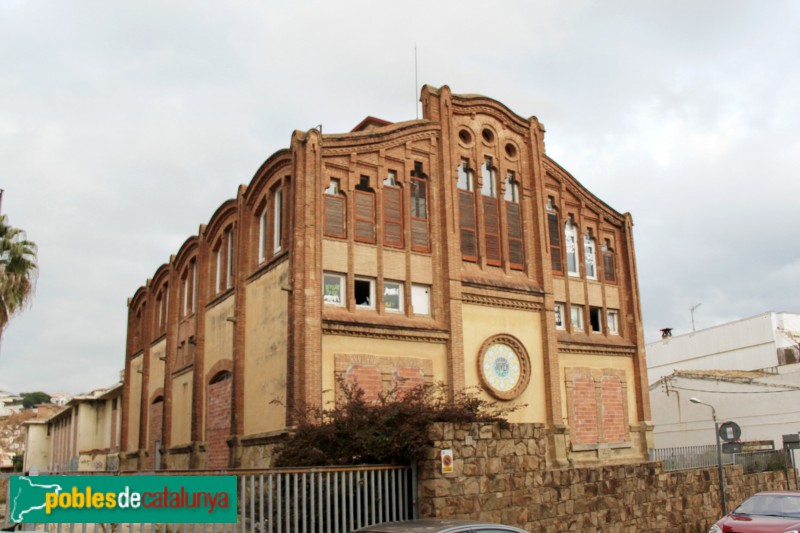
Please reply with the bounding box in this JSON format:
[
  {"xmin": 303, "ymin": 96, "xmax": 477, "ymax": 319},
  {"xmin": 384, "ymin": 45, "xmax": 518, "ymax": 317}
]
[{"xmin": 0, "ymin": 214, "xmax": 38, "ymax": 335}]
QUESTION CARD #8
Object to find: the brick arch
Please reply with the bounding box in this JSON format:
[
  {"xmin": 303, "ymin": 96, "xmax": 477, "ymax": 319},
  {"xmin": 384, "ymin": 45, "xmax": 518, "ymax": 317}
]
[
  {"xmin": 205, "ymin": 359, "xmax": 233, "ymax": 469},
  {"xmin": 206, "ymin": 359, "xmax": 234, "ymax": 384}
]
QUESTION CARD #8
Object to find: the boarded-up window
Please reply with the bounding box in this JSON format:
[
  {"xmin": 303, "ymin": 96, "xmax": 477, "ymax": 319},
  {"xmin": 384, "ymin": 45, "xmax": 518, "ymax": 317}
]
[
  {"xmin": 507, "ymin": 202, "xmax": 524, "ymax": 269},
  {"xmin": 354, "ymin": 190, "xmax": 376, "ymax": 243},
  {"xmin": 324, "ymin": 194, "xmax": 346, "ymax": 238},
  {"xmin": 547, "ymin": 212, "xmax": 562, "ymax": 273},
  {"xmin": 483, "ymin": 196, "xmax": 501, "ymax": 266},
  {"xmin": 383, "ymin": 186, "xmax": 403, "ymax": 248},
  {"xmin": 459, "ymin": 190, "xmax": 477, "ymax": 261}
]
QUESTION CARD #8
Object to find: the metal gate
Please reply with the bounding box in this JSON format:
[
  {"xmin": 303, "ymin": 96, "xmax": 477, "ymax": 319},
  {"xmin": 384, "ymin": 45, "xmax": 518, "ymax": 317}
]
[{"xmin": 1, "ymin": 464, "xmax": 417, "ymax": 533}]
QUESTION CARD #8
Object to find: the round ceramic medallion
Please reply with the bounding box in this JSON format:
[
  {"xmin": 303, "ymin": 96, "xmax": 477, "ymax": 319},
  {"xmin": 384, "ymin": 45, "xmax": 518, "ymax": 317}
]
[{"xmin": 477, "ymin": 335, "xmax": 530, "ymax": 401}]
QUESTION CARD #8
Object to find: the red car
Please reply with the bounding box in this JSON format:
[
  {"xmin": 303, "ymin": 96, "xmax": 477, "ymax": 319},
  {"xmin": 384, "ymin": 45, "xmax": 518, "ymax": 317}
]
[{"xmin": 709, "ymin": 491, "xmax": 800, "ymax": 533}]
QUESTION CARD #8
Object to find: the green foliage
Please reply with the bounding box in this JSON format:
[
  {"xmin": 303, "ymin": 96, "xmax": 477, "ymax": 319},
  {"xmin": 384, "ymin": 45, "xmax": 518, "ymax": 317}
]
[
  {"xmin": 272, "ymin": 381, "xmax": 520, "ymax": 467},
  {"xmin": 21, "ymin": 391, "xmax": 51, "ymax": 409},
  {"xmin": 0, "ymin": 214, "xmax": 38, "ymax": 333}
]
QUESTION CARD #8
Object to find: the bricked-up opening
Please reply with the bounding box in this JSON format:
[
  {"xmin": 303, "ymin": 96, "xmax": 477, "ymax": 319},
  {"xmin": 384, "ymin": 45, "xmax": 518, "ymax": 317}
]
[
  {"xmin": 149, "ymin": 397, "xmax": 164, "ymax": 469},
  {"xmin": 601, "ymin": 376, "xmax": 626, "ymax": 443},
  {"xmin": 354, "ymin": 277, "xmax": 375, "ymax": 308},
  {"xmin": 324, "ymin": 178, "xmax": 346, "ymax": 238},
  {"xmin": 410, "ymin": 162, "xmax": 430, "ymax": 252},
  {"xmin": 571, "ymin": 375, "xmax": 599, "ymax": 445},
  {"xmin": 345, "ymin": 364, "xmax": 382, "ymax": 402},
  {"xmin": 458, "ymin": 159, "xmax": 477, "ymax": 261},
  {"xmin": 383, "ymin": 170, "xmax": 403, "ymax": 248},
  {"xmin": 354, "ymin": 176, "xmax": 376, "ymax": 244},
  {"xmin": 206, "ymin": 371, "xmax": 232, "ymax": 470},
  {"xmin": 603, "ymin": 239, "xmax": 617, "ymax": 283},
  {"xmin": 590, "ymin": 307, "xmax": 602, "ymax": 333},
  {"xmin": 546, "ymin": 198, "xmax": 562, "ymax": 274}
]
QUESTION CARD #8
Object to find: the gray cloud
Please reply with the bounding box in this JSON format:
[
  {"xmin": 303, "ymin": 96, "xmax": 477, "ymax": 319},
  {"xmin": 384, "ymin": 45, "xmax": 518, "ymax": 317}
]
[{"xmin": 1, "ymin": 0, "xmax": 798, "ymax": 392}]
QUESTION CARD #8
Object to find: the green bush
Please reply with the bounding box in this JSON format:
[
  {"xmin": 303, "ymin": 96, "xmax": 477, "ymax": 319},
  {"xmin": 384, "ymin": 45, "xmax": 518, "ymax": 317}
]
[{"xmin": 272, "ymin": 380, "xmax": 520, "ymax": 467}]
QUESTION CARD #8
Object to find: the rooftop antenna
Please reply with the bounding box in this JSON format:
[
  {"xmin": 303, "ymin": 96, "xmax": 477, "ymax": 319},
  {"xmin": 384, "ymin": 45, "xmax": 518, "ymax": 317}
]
[
  {"xmin": 690, "ymin": 302, "xmax": 702, "ymax": 332},
  {"xmin": 414, "ymin": 44, "xmax": 419, "ymax": 120}
]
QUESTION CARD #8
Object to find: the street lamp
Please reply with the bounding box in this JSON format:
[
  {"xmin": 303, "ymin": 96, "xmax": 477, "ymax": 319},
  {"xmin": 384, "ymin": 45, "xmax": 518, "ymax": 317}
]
[{"xmin": 690, "ymin": 397, "xmax": 727, "ymax": 515}]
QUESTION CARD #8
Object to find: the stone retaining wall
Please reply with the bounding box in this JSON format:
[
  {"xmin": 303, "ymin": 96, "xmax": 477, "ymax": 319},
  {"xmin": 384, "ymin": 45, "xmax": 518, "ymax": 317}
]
[{"xmin": 419, "ymin": 423, "xmax": 791, "ymax": 532}]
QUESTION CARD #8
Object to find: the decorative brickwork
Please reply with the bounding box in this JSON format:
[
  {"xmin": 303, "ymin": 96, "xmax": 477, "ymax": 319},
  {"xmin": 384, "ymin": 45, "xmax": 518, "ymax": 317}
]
[{"xmin": 121, "ymin": 85, "xmax": 653, "ymax": 469}]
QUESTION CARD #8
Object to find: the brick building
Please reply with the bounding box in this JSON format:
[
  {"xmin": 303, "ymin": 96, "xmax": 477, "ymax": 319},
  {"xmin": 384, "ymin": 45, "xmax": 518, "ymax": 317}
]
[{"xmin": 121, "ymin": 85, "xmax": 652, "ymax": 471}]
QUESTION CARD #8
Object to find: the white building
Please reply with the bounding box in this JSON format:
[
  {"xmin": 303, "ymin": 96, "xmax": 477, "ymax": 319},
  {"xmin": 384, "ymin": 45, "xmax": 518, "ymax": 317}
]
[
  {"xmin": 647, "ymin": 311, "xmax": 800, "ymax": 449},
  {"xmin": 647, "ymin": 311, "xmax": 800, "ymax": 384},
  {"xmin": 650, "ymin": 369, "xmax": 800, "ymax": 448}
]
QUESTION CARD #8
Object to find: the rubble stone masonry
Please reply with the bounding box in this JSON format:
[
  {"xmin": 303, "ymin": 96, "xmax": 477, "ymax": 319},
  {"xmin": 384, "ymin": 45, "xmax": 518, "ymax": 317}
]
[{"xmin": 419, "ymin": 423, "xmax": 791, "ymax": 532}]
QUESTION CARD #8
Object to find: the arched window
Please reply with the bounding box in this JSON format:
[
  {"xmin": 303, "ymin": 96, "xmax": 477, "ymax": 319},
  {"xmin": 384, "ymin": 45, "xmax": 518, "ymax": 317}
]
[
  {"xmin": 257, "ymin": 202, "xmax": 268, "ymax": 264},
  {"xmin": 546, "ymin": 197, "xmax": 562, "ymax": 274},
  {"xmin": 457, "ymin": 159, "xmax": 477, "ymax": 261},
  {"xmin": 481, "ymin": 157, "xmax": 500, "ymax": 266},
  {"xmin": 382, "ymin": 170, "xmax": 403, "ymax": 248},
  {"xmin": 181, "ymin": 259, "xmax": 196, "ymax": 317},
  {"xmin": 584, "ymin": 231, "xmax": 597, "ymax": 280},
  {"xmin": 505, "ymin": 172, "xmax": 524, "ymax": 270},
  {"xmin": 272, "ymin": 186, "xmax": 283, "ymax": 253},
  {"xmin": 410, "ymin": 162, "xmax": 430, "ymax": 252},
  {"xmin": 354, "ymin": 176, "xmax": 376, "ymax": 244},
  {"xmin": 565, "ymin": 217, "xmax": 579, "ymax": 276},
  {"xmin": 602, "ymin": 239, "xmax": 617, "ymax": 283},
  {"xmin": 214, "ymin": 227, "xmax": 234, "ymax": 294}
]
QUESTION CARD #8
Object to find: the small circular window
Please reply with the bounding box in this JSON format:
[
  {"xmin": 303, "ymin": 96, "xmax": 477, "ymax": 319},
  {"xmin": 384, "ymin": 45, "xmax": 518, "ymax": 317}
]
[
  {"xmin": 505, "ymin": 142, "xmax": 518, "ymax": 159},
  {"xmin": 458, "ymin": 129, "xmax": 473, "ymax": 145},
  {"xmin": 477, "ymin": 334, "xmax": 531, "ymax": 401},
  {"xmin": 481, "ymin": 128, "xmax": 495, "ymax": 144}
]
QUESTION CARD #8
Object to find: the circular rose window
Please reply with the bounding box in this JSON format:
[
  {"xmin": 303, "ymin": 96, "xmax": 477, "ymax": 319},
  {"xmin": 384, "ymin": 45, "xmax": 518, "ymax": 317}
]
[{"xmin": 477, "ymin": 335, "xmax": 530, "ymax": 401}]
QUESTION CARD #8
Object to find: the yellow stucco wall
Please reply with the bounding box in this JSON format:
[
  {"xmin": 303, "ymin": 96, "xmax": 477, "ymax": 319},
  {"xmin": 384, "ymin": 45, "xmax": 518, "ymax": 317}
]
[
  {"xmin": 204, "ymin": 296, "xmax": 235, "ymax": 383},
  {"xmin": 410, "ymin": 254, "xmax": 433, "ymax": 284},
  {"xmin": 557, "ymin": 353, "xmax": 637, "ymax": 425},
  {"xmin": 170, "ymin": 371, "xmax": 193, "ymax": 446},
  {"xmin": 323, "ymin": 239, "xmax": 347, "ymax": 274},
  {"xmin": 24, "ymin": 424, "xmax": 51, "ymax": 473},
  {"xmin": 461, "ymin": 304, "xmax": 546, "ymax": 424},
  {"xmin": 76, "ymin": 403, "xmax": 107, "ymax": 453},
  {"xmin": 127, "ymin": 355, "xmax": 143, "ymax": 450},
  {"xmin": 243, "ymin": 261, "xmax": 289, "ymax": 435},
  {"xmin": 321, "ymin": 335, "xmax": 447, "ymax": 407}
]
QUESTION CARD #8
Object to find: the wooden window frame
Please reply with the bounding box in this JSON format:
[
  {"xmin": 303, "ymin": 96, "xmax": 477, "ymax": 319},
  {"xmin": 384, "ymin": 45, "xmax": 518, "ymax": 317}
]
[
  {"xmin": 382, "ymin": 183, "xmax": 404, "ymax": 248},
  {"xmin": 354, "ymin": 187, "xmax": 377, "ymax": 244},
  {"xmin": 410, "ymin": 171, "xmax": 430, "ymax": 253},
  {"xmin": 324, "ymin": 178, "xmax": 347, "ymax": 239},
  {"xmin": 547, "ymin": 211, "xmax": 563, "ymax": 274}
]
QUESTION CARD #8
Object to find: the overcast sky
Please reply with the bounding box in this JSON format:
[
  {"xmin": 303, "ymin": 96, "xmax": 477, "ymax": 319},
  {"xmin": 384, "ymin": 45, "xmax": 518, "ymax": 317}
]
[{"xmin": 2, "ymin": 1, "xmax": 799, "ymax": 394}]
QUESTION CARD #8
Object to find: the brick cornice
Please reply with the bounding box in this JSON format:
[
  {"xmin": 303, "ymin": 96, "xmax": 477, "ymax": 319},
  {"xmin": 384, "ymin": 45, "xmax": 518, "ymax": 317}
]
[
  {"xmin": 557, "ymin": 341, "xmax": 637, "ymax": 357},
  {"xmin": 322, "ymin": 129, "xmax": 439, "ymax": 155},
  {"xmin": 322, "ymin": 321, "xmax": 450, "ymax": 343},
  {"xmin": 462, "ymin": 293, "xmax": 542, "ymax": 311}
]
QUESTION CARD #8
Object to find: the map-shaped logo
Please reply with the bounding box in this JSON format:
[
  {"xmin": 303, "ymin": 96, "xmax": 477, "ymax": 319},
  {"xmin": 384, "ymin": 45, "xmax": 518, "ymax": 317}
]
[{"xmin": 9, "ymin": 477, "xmax": 63, "ymax": 523}]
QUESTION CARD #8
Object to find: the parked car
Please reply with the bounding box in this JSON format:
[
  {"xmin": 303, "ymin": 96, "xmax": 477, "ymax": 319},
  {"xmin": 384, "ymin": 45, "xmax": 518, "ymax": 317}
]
[
  {"xmin": 709, "ymin": 491, "xmax": 800, "ymax": 533},
  {"xmin": 353, "ymin": 519, "xmax": 528, "ymax": 533}
]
